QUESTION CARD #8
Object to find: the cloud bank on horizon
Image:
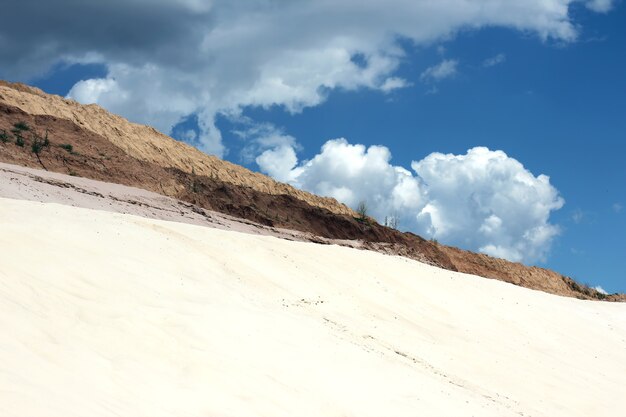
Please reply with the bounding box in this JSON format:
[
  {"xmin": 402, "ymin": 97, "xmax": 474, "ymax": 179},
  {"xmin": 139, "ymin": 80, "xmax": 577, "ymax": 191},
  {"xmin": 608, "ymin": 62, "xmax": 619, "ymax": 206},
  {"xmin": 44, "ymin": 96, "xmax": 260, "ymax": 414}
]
[{"xmin": 0, "ymin": 0, "xmax": 612, "ymax": 262}]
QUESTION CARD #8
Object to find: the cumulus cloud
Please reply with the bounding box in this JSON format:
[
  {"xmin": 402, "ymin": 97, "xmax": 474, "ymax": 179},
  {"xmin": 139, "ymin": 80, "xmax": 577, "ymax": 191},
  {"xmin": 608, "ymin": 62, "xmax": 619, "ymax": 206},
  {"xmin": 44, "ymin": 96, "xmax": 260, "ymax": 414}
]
[
  {"xmin": 411, "ymin": 148, "xmax": 564, "ymax": 262},
  {"xmin": 258, "ymin": 141, "xmax": 564, "ymax": 264},
  {"xmin": 256, "ymin": 146, "xmax": 299, "ymax": 183},
  {"xmin": 259, "ymin": 139, "xmax": 426, "ymax": 218},
  {"xmin": 68, "ymin": 78, "xmax": 119, "ymax": 104},
  {"xmin": 483, "ymin": 53, "xmax": 507, "ymax": 68},
  {"xmin": 0, "ymin": 0, "xmax": 612, "ymax": 156},
  {"xmin": 420, "ymin": 59, "xmax": 459, "ymax": 82}
]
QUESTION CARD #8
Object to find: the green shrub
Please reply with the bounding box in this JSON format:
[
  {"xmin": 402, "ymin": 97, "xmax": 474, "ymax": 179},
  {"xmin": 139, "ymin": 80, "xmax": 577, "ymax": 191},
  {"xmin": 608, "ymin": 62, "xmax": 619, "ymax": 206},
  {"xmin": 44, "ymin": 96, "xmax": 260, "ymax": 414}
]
[
  {"xmin": 0, "ymin": 130, "xmax": 8, "ymax": 143},
  {"xmin": 30, "ymin": 131, "xmax": 51, "ymax": 170},
  {"xmin": 356, "ymin": 201, "xmax": 368, "ymax": 219},
  {"xmin": 31, "ymin": 137, "xmax": 47, "ymax": 154},
  {"xmin": 60, "ymin": 143, "xmax": 73, "ymax": 153},
  {"xmin": 13, "ymin": 121, "xmax": 30, "ymax": 131},
  {"xmin": 15, "ymin": 136, "xmax": 25, "ymax": 147}
]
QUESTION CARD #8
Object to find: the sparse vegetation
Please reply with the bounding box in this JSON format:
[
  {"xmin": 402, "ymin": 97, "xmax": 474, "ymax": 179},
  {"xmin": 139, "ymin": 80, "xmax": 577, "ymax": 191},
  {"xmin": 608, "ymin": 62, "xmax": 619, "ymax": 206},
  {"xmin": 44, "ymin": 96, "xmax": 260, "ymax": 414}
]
[
  {"xmin": 31, "ymin": 130, "xmax": 51, "ymax": 170},
  {"xmin": 15, "ymin": 136, "xmax": 25, "ymax": 147},
  {"xmin": 31, "ymin": 139, "xmax": 44, "ymax": 154},
  {"xmin": 60, "ymin": 143, "xmax": 74, "ymax": 153},
  {"xmin": 356, "ymin": 200, "xmax": 368, "ymax": 220},
  {"xmin": 13, "ymin": 121, "xmax": 30, "ymax": 132},
  {"xmin": 0, "ymin": 129, "xmax": 8, "ymax": 143},
  {"xmin": 384, "ymin": 215, "xmax": 399, "ymax": 230},
  {"xmin": 32, "ymin": 134, "xmax": 49, "ymax": 152},
  {"xmin": 562, "ymin": 275, "xmax": 609, "ymax": 300},
  {"xmin": 190, "ymin": 167, "xmax": 200, "ymax": 193}
]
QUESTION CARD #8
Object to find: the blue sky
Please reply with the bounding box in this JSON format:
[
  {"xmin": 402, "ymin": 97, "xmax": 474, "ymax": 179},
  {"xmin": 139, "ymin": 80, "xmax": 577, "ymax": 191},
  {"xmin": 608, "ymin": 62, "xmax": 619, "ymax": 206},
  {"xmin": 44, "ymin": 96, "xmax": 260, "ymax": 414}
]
[{"xmin": 3, "ymin": 0, "xmax": 625, "ymax": 292}]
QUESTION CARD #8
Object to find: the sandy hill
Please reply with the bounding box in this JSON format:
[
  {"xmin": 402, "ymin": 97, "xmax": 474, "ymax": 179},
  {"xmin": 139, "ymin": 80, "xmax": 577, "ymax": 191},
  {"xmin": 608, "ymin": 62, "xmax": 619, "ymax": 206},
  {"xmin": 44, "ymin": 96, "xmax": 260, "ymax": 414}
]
[
  {"xmin": 0, "ymin": 81, "xmax": 354, "ymax": 217},
  {"xmin": 1, "ymin": 198, "xmax": 625, "ymax": 417},
  {"xmin": 1, "ymin": 80, "xmax": 625, "ymax": 416},
  {"xmin": 0, "ymin": 80, "xmax": 622, "ymax": 301}
]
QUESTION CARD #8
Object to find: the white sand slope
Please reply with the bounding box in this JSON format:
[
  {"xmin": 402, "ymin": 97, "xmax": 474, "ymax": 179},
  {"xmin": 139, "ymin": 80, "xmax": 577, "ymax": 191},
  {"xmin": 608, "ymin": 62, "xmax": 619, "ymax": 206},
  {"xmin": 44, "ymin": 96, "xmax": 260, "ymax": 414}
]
[{"xmin": 1, "ymin": 198, "xmax": 625, "ymax": 417}]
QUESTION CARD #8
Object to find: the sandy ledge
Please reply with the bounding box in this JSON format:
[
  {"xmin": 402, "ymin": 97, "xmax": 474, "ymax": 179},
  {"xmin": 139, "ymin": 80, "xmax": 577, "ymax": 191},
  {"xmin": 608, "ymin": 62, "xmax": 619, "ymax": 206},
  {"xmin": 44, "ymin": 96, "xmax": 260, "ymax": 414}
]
[{"xmin": 0, "ymin": 161, "xmax": 349, "ymax": 244}]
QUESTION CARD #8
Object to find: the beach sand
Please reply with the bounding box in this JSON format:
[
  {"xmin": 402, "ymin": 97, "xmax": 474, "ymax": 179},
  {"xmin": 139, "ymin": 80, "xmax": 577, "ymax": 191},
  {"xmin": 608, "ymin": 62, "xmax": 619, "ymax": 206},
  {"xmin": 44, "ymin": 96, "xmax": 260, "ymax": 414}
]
[{"xmin": 1, "ymin": 197, "xmax": 625, "ymax": 417}]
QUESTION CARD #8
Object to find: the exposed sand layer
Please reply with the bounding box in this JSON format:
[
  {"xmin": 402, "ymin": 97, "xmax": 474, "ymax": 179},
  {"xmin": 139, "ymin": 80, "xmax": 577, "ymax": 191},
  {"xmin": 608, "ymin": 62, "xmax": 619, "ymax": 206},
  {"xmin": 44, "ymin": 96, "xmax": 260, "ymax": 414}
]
[
  {"xmin": 0, "ymin": 162, "xmax": 332, "ymax": 243},
  {"xmin": 1, "ymin": 198, "xmax": 625, "ymax": 417},
  {"xmin": 0, "ymin": 81, "xmax": 355, "ymax": 217}
]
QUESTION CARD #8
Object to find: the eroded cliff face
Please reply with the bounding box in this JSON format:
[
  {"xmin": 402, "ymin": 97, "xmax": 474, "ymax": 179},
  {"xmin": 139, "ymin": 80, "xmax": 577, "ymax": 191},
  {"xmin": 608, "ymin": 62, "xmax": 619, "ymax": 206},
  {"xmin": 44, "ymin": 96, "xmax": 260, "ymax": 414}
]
[
  {"xmin": 1, "ymin": 80, "xmax": 621, "ymax": 301},
  {"xmin": 0, "ymin": 81, "xmax": 355, "ymax": 217}
]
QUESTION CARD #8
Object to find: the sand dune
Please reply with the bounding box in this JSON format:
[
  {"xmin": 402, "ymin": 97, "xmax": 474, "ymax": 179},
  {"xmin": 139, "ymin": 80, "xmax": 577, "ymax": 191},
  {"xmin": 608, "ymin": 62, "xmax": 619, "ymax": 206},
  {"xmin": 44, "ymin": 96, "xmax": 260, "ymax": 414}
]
[{"xmin": 1, "ymin": 198, "xmax": 625, "ymax": 417}]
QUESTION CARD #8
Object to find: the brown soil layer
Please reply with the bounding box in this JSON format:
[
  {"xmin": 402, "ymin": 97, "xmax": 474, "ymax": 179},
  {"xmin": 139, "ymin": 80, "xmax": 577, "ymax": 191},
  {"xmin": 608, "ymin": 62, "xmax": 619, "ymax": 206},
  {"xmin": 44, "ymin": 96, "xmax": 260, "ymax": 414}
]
[
  {"xmin": 0, "ymin": 81, "xmax": 355, "ymax": 217},
  {"xmin": 0, "ymin": 101, "xmax": 454, "ymax": 267},
  {"xmin": 1, "ymin": 91, "xmax": 622, "ymax": 302}
]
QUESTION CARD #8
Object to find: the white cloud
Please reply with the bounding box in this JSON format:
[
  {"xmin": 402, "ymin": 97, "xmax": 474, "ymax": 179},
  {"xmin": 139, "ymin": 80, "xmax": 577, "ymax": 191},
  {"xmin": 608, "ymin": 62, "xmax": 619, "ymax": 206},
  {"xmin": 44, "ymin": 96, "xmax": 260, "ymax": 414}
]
[
  {"xmin": 420, "ymin": 59, "xmax": 458, "ymax": 82},
  {"xmin": 594, "ymin": 286, "xmax": 608, "ymax": 295},
  {"xmin": 572, "ymin": 209, "xmax": 584, "ymax": 224},
  {"xmin": 177, "ymin": 129, "xmax": 198, "ymax": 143},
  {"xmin": 380, "ymin": 77, "xmax": 411, "ymax": 92},
  {"xmin": 258, "ymin": 142, "xmax": 564, "ymax": 264},
  {"xmin": 267, "ymin": 139, "xmax": 427, "ymax": 218},
  {"xmin": 412, "ymin": 147, "xmax": 564, "ymax": 262},
  {"xmin": 231, "ymin": 119, "xmax": 298, "ymax": 166},
  {"xmin": 256, "ymin": 146, "xmax": 299, "ymax": 183},
  {"xmin": 586, "ymin": 0, "xmax": 614, "ymax": 12},
  {"xmin": 0, "ymin": 0, "xmax": 607, "ymax": 156},
  {"xmin": 613, "ymin": 203, "xmax": 623, "ymax": 213},
  {"xmin": 68, "ymin": 78, "xmax": 120, "ymax": 105},
  {"xmin": 483, "ymin": 53, "xmax": 506, "ymax": 68}
]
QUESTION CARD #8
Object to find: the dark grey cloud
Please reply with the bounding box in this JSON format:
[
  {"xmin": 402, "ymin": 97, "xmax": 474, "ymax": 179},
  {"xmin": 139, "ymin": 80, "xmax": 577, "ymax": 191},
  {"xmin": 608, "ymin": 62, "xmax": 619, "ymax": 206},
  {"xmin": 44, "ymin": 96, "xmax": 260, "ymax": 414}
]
[{"xmin": 0, "ymin": 0, "xmax": 213, "ymax": 79}]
